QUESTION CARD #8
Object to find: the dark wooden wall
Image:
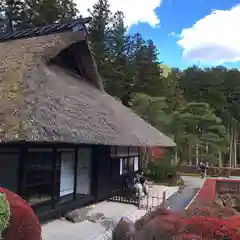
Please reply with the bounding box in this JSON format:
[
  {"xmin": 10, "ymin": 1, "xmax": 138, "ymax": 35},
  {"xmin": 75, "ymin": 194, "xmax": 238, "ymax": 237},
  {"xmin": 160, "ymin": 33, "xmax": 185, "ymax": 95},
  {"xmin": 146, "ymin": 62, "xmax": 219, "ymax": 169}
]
[
  {"xmin": 0, "ymin": 148, "xmax": 20, "ymax": 192},
  {"xmin": 93, "ymin": 145, "xmax": 112, "ymax": 200}
]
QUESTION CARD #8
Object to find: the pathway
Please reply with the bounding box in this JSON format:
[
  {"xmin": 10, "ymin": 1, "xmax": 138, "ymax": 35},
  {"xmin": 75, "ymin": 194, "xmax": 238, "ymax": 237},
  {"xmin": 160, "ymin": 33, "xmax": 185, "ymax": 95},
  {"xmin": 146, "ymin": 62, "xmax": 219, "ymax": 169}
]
[{"xmin": 167, "ymin": 176, "xmax": 205, "ymax": 211}]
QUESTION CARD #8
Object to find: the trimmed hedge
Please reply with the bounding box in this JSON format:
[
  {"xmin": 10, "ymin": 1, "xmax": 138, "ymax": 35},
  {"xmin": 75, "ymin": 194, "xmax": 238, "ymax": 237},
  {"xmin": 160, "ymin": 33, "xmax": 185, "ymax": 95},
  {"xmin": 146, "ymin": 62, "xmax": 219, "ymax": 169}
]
[{"xmin": 0, "ymin": 187, "xmax": 41, "ymax": 240}]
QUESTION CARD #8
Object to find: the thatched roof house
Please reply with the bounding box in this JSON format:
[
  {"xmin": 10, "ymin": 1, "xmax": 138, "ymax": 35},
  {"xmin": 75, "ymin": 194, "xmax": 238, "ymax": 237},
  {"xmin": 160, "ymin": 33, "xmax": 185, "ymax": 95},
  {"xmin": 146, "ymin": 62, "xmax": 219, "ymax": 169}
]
[
  {"xmin": 0, "ymin": 17, "xmax": 175, "ymax": 147},
  {"xmin": 0, "ymin": 18, "xmax": 176, "ymax": 221}
]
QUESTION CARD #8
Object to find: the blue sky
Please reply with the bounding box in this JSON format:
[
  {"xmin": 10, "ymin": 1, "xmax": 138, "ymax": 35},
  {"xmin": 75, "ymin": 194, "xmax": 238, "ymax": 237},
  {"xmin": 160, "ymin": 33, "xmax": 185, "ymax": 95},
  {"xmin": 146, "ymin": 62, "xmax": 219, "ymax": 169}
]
[
  {"xmin": 128, "ymin": 0, "xmax": 240, "ymax": 69},
  {"xmin": 78, "ymin": 0, "xmax": 240, "ymax": 70}
]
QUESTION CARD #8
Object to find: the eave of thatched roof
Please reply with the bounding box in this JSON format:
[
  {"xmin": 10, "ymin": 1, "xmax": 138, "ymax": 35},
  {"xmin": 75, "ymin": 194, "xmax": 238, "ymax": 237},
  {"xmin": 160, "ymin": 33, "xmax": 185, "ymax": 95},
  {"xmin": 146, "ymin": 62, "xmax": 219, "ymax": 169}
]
[{"xmin": 0, "ymin": 20, "xmax": 175, "ymax": 147}]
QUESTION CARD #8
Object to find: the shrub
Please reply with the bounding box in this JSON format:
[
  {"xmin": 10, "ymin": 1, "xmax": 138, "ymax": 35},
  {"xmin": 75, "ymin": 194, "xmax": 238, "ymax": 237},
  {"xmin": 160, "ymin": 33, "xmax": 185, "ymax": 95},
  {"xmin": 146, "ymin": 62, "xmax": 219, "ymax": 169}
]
[
  {"xmin": 113, "ymin": 208, "xmax": 240, "ymax": 240},
  {"xmin": 0, "ymin": 187, "xmax": 41, "ymax": 240},
  {"xmin": 147, "ymin": 159, "xmax": 177, "ymax": 183}
]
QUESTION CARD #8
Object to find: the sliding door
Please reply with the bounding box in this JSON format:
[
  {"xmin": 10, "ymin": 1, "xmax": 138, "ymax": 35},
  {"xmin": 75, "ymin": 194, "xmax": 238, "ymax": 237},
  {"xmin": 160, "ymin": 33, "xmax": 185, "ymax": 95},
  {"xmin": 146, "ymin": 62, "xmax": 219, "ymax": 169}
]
[
  {"xmin": 60, "ymin": 152, "xmax": 75, "ymax": 197},
  {"xmin": 76, "ymin": 148, "xmax": 92, "ymax": 195}
]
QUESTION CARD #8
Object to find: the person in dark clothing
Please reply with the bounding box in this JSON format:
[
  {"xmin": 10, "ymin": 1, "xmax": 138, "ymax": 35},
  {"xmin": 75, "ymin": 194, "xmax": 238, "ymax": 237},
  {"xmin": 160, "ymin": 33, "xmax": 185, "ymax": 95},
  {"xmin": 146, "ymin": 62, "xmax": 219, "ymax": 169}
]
[
  {"xmin": 134, "ymin": 169, "xmax": 148, "ymax": 196},
  {"xmin": 198, "ymin": 161, "xmax": 207, "ymax": 178}
]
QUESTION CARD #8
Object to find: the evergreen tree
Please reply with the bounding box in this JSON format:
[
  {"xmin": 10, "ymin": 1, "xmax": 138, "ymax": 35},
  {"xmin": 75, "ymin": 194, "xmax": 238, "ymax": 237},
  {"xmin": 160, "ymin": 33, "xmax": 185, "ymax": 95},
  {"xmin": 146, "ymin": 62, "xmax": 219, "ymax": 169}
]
[
  {"xmin": 88, "ymin": 0, "xmax": 112, "ymax": 70},
  {"xmin": 26, "ymin": 0, "xmax": 78, "ymax": 27},
  {"xmin": 0, "ymin": 0, "xmax": 28, "ymax": 32},
  {"xmin": 0, "ymin": 9, "xmax": 7, "ymax": 34}
]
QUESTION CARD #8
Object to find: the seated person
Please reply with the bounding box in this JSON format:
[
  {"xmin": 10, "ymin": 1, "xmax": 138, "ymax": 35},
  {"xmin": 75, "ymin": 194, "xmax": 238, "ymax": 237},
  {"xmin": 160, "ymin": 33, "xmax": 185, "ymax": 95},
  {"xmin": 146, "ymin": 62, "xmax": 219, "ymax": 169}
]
[{"xmin": 134, "ymin": 169, "xmax": 149, "ymax": 197}]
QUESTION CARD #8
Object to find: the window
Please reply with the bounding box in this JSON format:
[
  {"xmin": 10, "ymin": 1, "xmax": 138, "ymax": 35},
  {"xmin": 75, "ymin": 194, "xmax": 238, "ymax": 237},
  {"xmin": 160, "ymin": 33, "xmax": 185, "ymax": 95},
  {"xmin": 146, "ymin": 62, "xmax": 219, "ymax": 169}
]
[
  {"xmin": 24, "ymin": 149, "xmax": 55, "ymax": 206},
  {"xmin": 134, "ymin": 157, "xmax": 139, "ymax": 171},
  {"xmin": 120, "ymin": 157, "xmax": 137, "ymax": 175},
  {"xmin": 76, "ymin": 148, "xmax": 92, "ymax": 195},
  {"xmin": 110, "ymin": 146, "xmax": 117, "ymax": 157},
  {"xmin": 129, "ymin": 147, "xmax": 139, "ymax": 156},
  {"xmin": 120, "ymin": 158, "xmax": 129, "ymax": 175},
  {"xmin": 129, "ymin": 157, "xmax": 134, "ymax": 172},
  {"xmin": 117, "ymin": 147, "xmax": 128, "ymax": 157},
  {"xmin": 60, "ymin": 152, "xmax": 75, "ymax": 198},
  {"xmin": 110, "ymin": 146, "xmax": 129, "ymax": 157},
  {"xmin": 111, "ymin": 146, "xmax": 140, "ymax": 175},
  {"xmin": 122, "ymin": 158, "xmax": 129, "ymax": 174}
]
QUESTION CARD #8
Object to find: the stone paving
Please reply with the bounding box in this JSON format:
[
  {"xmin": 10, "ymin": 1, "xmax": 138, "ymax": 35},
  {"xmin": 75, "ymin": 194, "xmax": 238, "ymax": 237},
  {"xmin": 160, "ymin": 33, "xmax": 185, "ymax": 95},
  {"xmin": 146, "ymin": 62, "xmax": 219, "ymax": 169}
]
[
  {"xmin": 42, "ymin": 176, "xmax": 216, "ymax": 240},
  {"xmin": 41, "ymin": 185, "xmax": 179, "ymax": 240}
]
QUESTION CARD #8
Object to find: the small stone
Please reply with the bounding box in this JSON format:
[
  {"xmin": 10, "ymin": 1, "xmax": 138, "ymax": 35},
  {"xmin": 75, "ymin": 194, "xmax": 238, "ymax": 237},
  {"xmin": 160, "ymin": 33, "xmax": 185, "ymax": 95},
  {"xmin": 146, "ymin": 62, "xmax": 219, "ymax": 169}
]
[
  {"xmin": 87, "ymin": 212, "xmax": 105, "ymax": 223},
  {"xmin": 100, "ymin": 218, "xmax": 116, "ymax": 230}
]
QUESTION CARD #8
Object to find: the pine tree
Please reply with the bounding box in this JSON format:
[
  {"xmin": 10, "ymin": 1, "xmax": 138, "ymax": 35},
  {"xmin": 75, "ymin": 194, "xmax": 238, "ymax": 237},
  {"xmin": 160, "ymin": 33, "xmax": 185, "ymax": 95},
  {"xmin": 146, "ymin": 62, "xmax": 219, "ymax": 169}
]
[
  {"xmin": 0, "ymin": 0, "xmax": 28, "ymax": 32},
  {"xmin": 0, "ymin": 9, "xmax": 7, "ymax": 34},
  {"xmin": 88, "ymin": 0, "xmax": 112, "ymax": 70},
  {"xmin": 26, "ymin": 0, "xmax": 78, "ymax": 27}
]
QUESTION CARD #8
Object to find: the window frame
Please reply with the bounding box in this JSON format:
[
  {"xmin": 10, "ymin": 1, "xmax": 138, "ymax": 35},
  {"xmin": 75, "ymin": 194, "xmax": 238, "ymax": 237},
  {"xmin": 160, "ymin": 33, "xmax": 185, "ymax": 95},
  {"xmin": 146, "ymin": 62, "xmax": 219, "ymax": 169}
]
[
  {"xmin": 23, "ymin": 149, "xmax": 55, "ymax": 206},
  {"xmin": 110, "ymin": 146, "xmax": 140, "ymax": 175}
]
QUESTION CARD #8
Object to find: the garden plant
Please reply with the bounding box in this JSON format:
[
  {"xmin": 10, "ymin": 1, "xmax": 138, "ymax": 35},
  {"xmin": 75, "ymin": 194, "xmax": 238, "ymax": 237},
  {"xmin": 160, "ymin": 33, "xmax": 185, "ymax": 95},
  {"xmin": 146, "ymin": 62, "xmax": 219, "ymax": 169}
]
[
  {"xmin": 0, "ymin": 187, "xmax": 41, "ymax": 240},
  {"xmin": 113, "ymin": 179, "xmax": 240, "ymax": 240}
]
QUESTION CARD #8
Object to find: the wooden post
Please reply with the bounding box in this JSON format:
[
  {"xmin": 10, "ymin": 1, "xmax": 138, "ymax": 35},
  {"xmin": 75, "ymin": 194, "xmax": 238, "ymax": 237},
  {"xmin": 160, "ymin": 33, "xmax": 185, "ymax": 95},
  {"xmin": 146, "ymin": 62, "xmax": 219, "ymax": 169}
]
[
  {"xmin": 162, "ymin": 191, "xmax": 166, "ymax": 209},
  {"xmin": 137, "ymin": 189, "xmax": 141, "ymax": 209}
]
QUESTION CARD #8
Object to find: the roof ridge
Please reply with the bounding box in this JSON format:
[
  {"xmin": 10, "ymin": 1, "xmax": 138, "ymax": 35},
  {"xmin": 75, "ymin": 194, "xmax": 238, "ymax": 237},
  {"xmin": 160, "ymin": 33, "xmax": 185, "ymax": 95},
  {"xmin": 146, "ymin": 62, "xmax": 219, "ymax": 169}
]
[{"xmin": 0, "ymin": 17, "xmax": 91, "ymax": 42}]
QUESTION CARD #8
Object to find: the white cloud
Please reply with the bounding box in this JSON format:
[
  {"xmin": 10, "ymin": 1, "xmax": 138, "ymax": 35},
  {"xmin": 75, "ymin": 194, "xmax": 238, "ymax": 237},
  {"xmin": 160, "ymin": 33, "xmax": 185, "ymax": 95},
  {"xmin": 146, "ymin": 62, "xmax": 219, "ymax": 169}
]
[
  {"xmin": 177, "ymin": 4, "xmax": 240, "ymax": 64},
  {"xmin": 75, "ymin": 0, "xmax": 162, "ymax": 28}
]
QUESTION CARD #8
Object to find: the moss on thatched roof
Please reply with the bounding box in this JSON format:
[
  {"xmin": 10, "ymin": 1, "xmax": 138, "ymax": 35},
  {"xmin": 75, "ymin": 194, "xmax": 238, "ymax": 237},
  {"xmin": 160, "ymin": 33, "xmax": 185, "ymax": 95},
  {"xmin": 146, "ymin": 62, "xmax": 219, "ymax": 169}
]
[{"xmin": 0, "ymin": 22, "xmax": 175, "ymax": 147}]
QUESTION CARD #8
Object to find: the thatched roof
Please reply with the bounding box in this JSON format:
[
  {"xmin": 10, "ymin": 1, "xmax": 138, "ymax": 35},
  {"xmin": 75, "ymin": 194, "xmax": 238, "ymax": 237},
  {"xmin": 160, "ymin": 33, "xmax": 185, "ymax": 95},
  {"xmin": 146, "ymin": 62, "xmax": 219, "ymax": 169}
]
[{"xmin": 0, "ymin": 19, "xmax": 175, "ymax": 147}]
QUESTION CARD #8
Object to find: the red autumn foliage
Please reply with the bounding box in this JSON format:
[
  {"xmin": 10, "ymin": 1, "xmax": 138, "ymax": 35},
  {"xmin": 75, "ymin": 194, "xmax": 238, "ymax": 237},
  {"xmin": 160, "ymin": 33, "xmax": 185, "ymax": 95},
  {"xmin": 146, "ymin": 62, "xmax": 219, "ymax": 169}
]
[
  {"xmin": 133, "ymin": 208, "xmax": 240, "ymax": 240},
  {"xmin": 0, "ymin": 187, "xmax": 41, "ymax": 240},
  {"xmin": 149, "ymin": 147, "xmax": 164, "ymax": 161},
  {"xmin": 228, "ymin": 216, "xmax": 240, "ymax": 232},
  {"xmin": 182, "ymin": 216, "xmax": 237, "ymax": 239},
  {"xmin": 124, "ymin": 179, "xmax": 240, "ymax": 240}
]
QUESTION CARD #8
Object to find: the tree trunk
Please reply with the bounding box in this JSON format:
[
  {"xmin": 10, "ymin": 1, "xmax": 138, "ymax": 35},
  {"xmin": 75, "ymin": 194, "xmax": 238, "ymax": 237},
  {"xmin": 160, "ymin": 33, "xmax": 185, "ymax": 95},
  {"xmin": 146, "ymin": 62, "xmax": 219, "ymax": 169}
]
[
  {"xmin": 188, "ymin": 142, "xmax": 192, "ymax": 166},
  {"xmin": 229, "ymin": 125, "xmax": 237, "ymax": 168},
  {"xmin": 233, "ymin": 126, "xmax": 237, "ymax": 168},
  {"xmin": 196, "ymin": 144, "xmax": 199, "ymax": 166},
  {"xmin": 218, "ymin": 152, "xmax": 222, "ymax": 167},
  {"xmin": 229, "ymin": 126, "xmax": 233, "ymax": 168},
  {"xmin": 238, "ymin": 130, "xmax": 240, "ymax": 167}
]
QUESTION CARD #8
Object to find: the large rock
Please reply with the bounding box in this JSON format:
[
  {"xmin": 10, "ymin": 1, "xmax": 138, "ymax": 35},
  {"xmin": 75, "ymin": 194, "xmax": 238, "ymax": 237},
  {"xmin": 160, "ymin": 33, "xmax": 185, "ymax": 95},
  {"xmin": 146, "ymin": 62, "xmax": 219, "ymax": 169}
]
[
  {"xmin": 112, "ymin": 217, "xmax": 135, "ymax": 240},
  {"xmin": 65, "ymin": 208, "xmax": 90, "ymax": 223}
]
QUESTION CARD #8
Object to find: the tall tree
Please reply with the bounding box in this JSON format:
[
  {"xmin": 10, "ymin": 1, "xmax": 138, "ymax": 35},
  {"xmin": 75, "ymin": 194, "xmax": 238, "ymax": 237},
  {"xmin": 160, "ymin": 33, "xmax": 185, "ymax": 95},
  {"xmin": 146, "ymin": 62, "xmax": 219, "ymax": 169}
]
[
  {"xmin": 0, "ymin": 0, "xmax": 28, "ymax": 32},
  {"xmin": 103, "ymin": 10, "xmax": 129, "ymax": 101},
  {"xmin": 131, "ymin": 93, "xmax": 172, "ymax": 132},
  {"xmin": 174, "ymin": 102, "xmax": 228, "ymax": 166},
  {"xmin": 0, "ymin": 9, "xmax": 7, "ymax": 34},
  {"xmin": 26, "ymin": 0, "xmax": 78, "ymax": 27},
  {"xmin": 88, "ymin": 0, "xmax": 112, "ymax": 71}
]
